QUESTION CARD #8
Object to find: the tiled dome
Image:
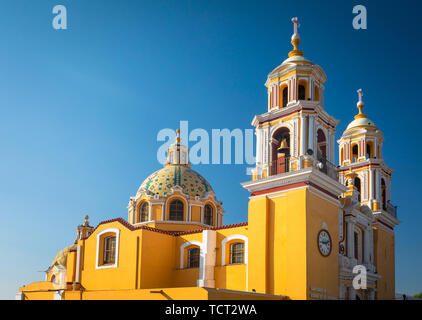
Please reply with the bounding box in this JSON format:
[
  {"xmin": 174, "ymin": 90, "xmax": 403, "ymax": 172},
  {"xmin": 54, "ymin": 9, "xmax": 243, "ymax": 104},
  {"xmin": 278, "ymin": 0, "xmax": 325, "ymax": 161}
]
[
  {"xmin": 138, "ymin": 165, "xmax": 213, "ymax": 198},
  {"xmin": 51, "ymin": 244, "xmax": 77, "ymax": 267}
]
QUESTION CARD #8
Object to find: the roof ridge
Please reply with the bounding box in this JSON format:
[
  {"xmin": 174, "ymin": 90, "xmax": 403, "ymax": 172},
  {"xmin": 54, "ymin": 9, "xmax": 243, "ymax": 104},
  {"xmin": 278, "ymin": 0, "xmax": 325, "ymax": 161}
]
[{"xmin": 81, "ymin": 218, "xmax": 248, "ymax": 240}]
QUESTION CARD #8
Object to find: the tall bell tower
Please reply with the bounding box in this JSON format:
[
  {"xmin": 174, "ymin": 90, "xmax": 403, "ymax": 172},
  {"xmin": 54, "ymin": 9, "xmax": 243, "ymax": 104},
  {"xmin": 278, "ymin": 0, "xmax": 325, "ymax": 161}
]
[
  {"xmin": 242, "ymin": 18, "xmax": 346, "ymax": 300},
  {"xmin": 338, "ymin": 90, "xmax": 399, "ymax": 299}
]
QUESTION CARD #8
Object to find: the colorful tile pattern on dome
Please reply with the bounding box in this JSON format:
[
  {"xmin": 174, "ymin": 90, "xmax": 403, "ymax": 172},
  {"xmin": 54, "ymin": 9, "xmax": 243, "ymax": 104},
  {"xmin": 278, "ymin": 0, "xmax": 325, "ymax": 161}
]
[
  {"xmin": 138, "ymin": 165, "xmax": 213, "ymax": 198},
  {"xmin": 51, "ymin": 244, "xmax": 77, "ymax": 267}
]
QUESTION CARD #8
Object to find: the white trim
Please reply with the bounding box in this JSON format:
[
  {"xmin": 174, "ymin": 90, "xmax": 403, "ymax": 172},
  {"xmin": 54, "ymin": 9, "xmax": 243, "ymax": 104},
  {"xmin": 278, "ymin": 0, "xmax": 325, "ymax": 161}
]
[
  {"xmin": 221, "ymin": 234, "xmax": 248, "ymax": 266},
  {"xmin": 180, "ymin": 241, "xmax": 202, "ymax": 269},
  {"xmin": 95, "ymin": 228, "xmax": 120, "ymax": 269}
]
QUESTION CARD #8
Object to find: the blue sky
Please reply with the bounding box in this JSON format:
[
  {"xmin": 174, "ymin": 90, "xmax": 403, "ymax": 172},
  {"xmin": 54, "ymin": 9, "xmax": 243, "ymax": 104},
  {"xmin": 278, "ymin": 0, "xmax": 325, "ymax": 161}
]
[{"xmin": 0, "ymin": 0, "xmax": 420, "ymax": 299}]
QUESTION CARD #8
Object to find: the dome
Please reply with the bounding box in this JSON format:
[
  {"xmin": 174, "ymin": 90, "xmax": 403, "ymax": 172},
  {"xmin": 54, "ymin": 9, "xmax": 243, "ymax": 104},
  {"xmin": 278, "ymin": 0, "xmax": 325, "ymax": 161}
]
[
  {"xmin": 345, "ymin": 89, "xmax": 377, "ymax": 132},
  {"xmin": 345, "ymin": 117, "xmax": 377, "ymax": 131},
  {"xmin": 51, "ymin": 244, "xmax": 77, "ymax": 268},
  {"xmin": 138, "ymin": 165, "xmax": 213, "ymax": 198}
]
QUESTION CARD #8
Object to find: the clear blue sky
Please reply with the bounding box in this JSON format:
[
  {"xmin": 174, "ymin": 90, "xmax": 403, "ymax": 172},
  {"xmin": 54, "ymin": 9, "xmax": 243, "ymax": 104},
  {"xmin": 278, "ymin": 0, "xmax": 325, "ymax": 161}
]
[{"xmin": 0, "ymin": 0, "xmax": 420, "ymax": 299}]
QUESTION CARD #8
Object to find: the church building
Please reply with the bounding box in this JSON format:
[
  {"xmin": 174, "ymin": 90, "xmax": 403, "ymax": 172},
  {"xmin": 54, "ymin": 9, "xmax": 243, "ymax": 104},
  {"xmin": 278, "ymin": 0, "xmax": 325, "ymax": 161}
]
[{"xmin": 17, "ymin": 18, "xmax": 399, "ymax": 300}]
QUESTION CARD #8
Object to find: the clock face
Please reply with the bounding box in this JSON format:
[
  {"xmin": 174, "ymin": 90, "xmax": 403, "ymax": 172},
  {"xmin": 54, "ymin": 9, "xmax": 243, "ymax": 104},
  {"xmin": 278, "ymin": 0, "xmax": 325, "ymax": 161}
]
[{"xmin": 318, "ymin": 230, "xmax": 332, "ymax": 257}]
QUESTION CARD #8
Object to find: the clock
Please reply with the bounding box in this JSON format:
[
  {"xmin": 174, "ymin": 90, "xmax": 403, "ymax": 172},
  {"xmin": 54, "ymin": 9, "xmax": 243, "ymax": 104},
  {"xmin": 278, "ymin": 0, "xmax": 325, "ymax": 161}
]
[{"xmin": 317, "ymin": 230, "xmax": 332, "ymax": 257}]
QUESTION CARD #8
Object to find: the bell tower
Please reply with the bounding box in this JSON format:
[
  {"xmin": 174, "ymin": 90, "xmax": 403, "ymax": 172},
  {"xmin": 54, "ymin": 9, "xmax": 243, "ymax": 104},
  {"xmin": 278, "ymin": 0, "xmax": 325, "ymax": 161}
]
[
  {"xmin": 338, "ymin": 90, "xmax": 399, "ymax": 299},
  {"xmin": 338, "ymin": 90, "xmax": 397, "ymax": 217},
  {"xmin": 243, "ymin": 18, "xmax": 346, "ymax": 300},
  {"xmin": 252, "ymin": 18, "xmax": 338, "ymax": 181}
]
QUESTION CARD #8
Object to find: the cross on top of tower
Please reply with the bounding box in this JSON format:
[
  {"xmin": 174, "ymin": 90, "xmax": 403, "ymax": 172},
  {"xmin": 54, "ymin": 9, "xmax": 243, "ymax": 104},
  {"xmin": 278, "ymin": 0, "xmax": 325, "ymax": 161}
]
[
  {"xmin": 355, "ymin": 88, "xmax": 367, "ymax": 119},
  {"xmin": 292, "ymin": 17, "xmax": 300, "ymax": 35},
  {"xmin": 357, "ymin": 89, "xmax": 363, "ymax": 103},
  {"xmin": 288, "ymin": 17, "xmax": 304, "ymax": 58}
]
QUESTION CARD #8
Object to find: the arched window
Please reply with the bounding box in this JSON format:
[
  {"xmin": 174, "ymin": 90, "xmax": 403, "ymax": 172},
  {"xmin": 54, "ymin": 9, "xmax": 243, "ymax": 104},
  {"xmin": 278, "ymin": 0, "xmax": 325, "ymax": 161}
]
[
  {"xmin": 352, "ymin": 144, "xmax": 359, "ymax": 162},
  {"xmin": 317, "ymin": 129, "xmax": 327, "ymax": 160},
  {"xmin": 51, "ymin": 275, "xmax": 56, "ymax": 284},
  {"xmin": 354, "ymin": 177, "xmax": 361, "ymax": 202},
  {"xmin": 366, "ymin": 143, "xmax": 371, "ymax": 159},
  {"xmin": 314, "ymin": 86, "xmax": 320, "ymax": 102},
  {"xmin": 204, "ymin": 205, "xmax": 213, "ymax": 226},
  {"xmin": 381, "ymin": 179, "xmax": 387, "ymax": 210},
  {"xmin": 282, "ymin": 86, "xmax": 288, "ymax": 108},
  {"xmin": 298, "ymin": 85, "xmax": 306, "ymax": 100},
  {"xmin": 271, "ymin": 127, "xmax": 290, "ymax": 175},
  {"xmin": 187, "ymin": 247, "xmax": 200, "ymax": 268},
  {"xmin": 169, "ymin": 199, "xmax": 184, "ymax": 221},
  {"xmin": 96, "ymin": 228, "xmax": 120, "ymax": 269},
  {"xmin": 139, "ymin": 202, "xmax": 149, "ymax": 223},
  {"xmin": 103, "ymin": 235, "xmax": 116, "ymax": 265},
  {"xmin": 230, "ymin": 242, "xmax": 244, "ymax": 264}
]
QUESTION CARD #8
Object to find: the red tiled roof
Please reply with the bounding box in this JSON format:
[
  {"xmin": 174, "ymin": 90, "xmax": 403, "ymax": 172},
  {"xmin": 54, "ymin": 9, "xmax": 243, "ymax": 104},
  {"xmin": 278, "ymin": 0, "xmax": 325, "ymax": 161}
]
[{"xmin": 81, "ymin": 218, "xmax": 248, "ymax": 240}]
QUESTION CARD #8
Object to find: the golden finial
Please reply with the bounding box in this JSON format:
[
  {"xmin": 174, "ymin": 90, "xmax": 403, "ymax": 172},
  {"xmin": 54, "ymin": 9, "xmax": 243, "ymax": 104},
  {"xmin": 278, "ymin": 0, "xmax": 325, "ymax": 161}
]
[
  {"xmin": 288, "ymin": 17, "xmax": 304, "ymax": 58},
  {"xmin": 354, "ymin": 89, "xmax": 367, "ymax": 119},
  {"xmin": 83, "ymin": 215, "xmax": 89, "ymax": 227},
  {"xmin": 175, "ymin": 128, "xmax": 181, "ymax": 144}
]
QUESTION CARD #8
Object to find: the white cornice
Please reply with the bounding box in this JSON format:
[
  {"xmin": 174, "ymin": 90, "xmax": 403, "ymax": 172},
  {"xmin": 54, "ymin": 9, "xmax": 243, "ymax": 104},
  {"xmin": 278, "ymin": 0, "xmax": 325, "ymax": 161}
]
[
  {"xmin": 252, "ymin": 101, "xmax": 338, "ymax": 128},
  {"xmin": 373, "ymin": 211, "xmax": 400, "ymax": 229},
  {"xmin": 241, "ymin": 167, "xmax": 346, "ymax": 197},
  {"xmin": 338, "ymin": 159, "xmax": 394, "ymax": 175}
]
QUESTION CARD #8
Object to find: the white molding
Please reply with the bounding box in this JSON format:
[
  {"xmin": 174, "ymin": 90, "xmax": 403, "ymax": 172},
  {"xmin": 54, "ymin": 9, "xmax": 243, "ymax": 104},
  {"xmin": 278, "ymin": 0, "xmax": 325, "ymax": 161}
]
[
  {"xmin": 95, "ymin": 228, "xmax": 120, "ymax": 269},
  {"xmin": 221, "ymin": 234, "xmax": 248, "ymax": 266},
  {"xmin": 180, "ymin": 241, "xmax": 202, "ymax": 269}
]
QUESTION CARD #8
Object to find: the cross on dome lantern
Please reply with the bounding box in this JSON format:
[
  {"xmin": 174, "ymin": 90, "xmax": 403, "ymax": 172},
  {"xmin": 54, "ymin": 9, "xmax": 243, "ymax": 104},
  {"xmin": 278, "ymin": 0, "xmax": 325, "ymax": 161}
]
[
  {"xmin": 292, "ymin": 17, "xmax": 300, "ymax": 35},
  {"xmin": 288, "ymin": 17, "xmax": 304, "ymax": 58},
  {"xmin": 355, "ymin": 88, "xmax": 367, "ymax": 119}
]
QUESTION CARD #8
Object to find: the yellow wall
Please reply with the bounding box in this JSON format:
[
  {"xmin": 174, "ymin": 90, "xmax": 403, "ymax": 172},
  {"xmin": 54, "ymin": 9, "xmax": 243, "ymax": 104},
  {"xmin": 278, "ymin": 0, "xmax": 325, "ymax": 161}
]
[
  {"xmin": 305, "ymin": 191, "xmax": 339, "ymax": 299},
  {"xmin": 374, "ymin": 227, "xmax": 395, "ymax": 299},
  {"xmin": 246, "ymin": 186, "xmax": 339, "ymax": 300}
]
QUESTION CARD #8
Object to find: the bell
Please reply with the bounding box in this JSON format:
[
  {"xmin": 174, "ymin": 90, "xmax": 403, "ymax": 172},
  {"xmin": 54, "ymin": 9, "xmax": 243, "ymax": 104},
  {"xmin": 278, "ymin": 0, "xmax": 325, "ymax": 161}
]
[{"xmin": 278, "ymin": 138, "xmax": 288, "ymax": 151}]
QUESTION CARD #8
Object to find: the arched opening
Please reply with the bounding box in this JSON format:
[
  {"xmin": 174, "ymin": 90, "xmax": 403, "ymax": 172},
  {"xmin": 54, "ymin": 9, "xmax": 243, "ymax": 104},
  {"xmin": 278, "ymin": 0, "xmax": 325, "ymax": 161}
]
[
  {"xmin": 139, "ymin": 202, "xmax": 149, "ymax": 223},
  {"xmin": 354, "ymin": 177, "xmax": 361, "ymax": 202},
  {"xmin": 381, "ymin": 178, "xmax": 387, "ymax": 210},
  {"xmin": 204, "ymin": 204, "xmax": 213, "ymax": 226},
  {"xmin": 187, "ymin": 247, "xmax": 200, "ymax": 268},
  {"xmin": 314, "ymin": 85, "xmax": 320, "ymax": 102},
  {"xmin": 352, "ymin": 144, "xmax": 359, "ymax": 162},
  {"xmin": 169, "ymin": 199, "xmax": 184, "ymax": 221},
  {"xmin": 229, "ymin": 242, "xmax": 245, "ymax": 264},
  {"xmin": 271, "ymin": 127, "xmax": 290, "ymax": 175},
  {"xmin": 354, "ymin": 227, "xmax": 363, "ymax": 263},
  {"xmin": 282, "ymin": 86, "xmax": 288, "ymax": 108},
  {"xmin": 51, "ymin": 275, "xmax": 56, "ymax": 284},
  {"xmin": 298, "ymin": 84, "xmax": 306, "ymax": 100},
  {"xmin": 317, "ymin": 129, "xmax": 327, "ymax": 159}
]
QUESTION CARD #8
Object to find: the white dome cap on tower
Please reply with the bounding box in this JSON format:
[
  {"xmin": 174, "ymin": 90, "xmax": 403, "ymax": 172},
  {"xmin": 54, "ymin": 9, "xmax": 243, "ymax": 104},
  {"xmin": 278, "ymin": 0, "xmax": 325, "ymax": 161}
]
[{"xmin": 344, "ymin": 89, "xmax": 378, "ymax": 132}]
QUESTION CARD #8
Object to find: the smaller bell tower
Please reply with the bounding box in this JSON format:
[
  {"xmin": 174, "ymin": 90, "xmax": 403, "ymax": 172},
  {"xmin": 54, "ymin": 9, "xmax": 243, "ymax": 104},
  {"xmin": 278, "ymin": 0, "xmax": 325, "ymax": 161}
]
[
  {"xmin": 338, "ymin": 89, "xmax": 399, "ymax": 300},
  {"xmin": 338, "ymin": 89, "xmax": 396, "ymax": 214}
]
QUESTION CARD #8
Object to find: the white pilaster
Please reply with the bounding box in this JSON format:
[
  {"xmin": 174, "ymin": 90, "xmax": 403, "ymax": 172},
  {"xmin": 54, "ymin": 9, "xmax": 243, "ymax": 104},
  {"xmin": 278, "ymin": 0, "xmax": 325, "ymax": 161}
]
[
  {"xmin": 308, "ymin": 115, "xmax": 315, "ymax": 153},
  {"xmin": 363, "ymin": 228, "xmax": 370, "ymax": 264},
  {"xmin": 197, "ymin": 230, "xmax": 216, "ymax": 288},
  {"xmin": 256, "ymin": 128, "xmax": 262, "ymax": 165},
  {"xmin": 347, "ymin": 221, "xmax": 355, "ymax": 259},
  {"xmin": 300, "ymin": 115, "xmax": 307, "ymax": 156}
]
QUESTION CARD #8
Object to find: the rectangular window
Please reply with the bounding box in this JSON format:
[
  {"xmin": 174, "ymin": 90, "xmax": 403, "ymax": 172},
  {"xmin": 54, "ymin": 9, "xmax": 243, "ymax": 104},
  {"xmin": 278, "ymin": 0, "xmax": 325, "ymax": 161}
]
[
  {"xmin": 103, "ymin": 236, "xmax": 116, "ymax": 265},
  {"xmin": 230, "ymin": 242, "xmax": 244, "ymax": 264}
]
